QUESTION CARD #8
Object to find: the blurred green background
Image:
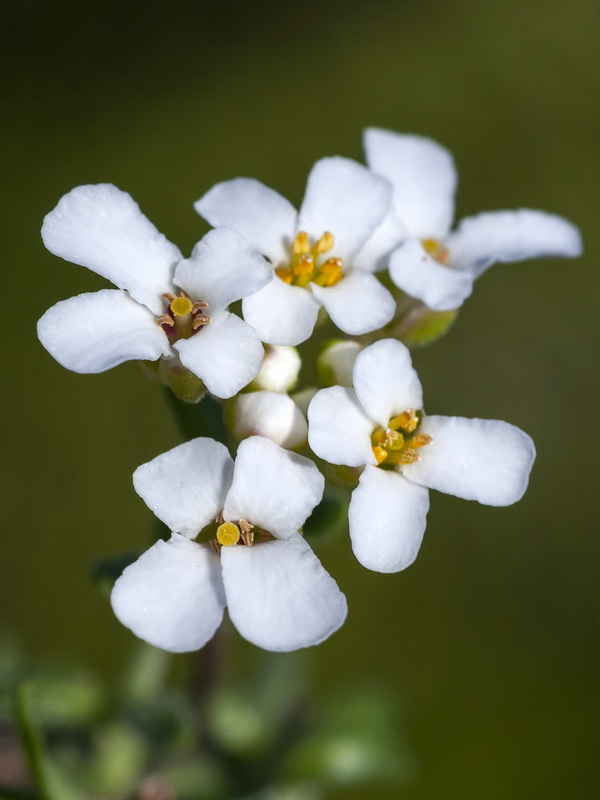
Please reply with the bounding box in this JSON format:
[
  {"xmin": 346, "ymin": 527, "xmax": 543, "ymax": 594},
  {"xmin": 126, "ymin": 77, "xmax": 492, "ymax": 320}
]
[{"xmin": 2, "ymin": 0, "xmax": 598, "ymax": 797}]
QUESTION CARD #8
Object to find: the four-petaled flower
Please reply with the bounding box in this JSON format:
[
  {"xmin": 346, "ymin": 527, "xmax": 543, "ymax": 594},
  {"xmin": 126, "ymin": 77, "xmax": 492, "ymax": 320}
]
[
  {"xmin": 363, "ymin": 128, "xmax": 582, "ymax": 311},
  {"xmin": 195, "ymin": 157, "xmax": 397, "ymax": 345},
  {"xmin": 111, "ymin": 435, "xmax": 347, "ymax": 652},
  {"xmin": 38, "ymin": 184, "xmax": 273, "ymax": 398},
  {"xmin": 308, "ymin": 339, "xmax": 536, "ymax": 573}
]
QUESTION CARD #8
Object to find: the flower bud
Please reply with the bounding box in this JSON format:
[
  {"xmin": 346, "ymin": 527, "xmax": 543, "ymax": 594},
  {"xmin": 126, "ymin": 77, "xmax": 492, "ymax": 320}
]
[
  {"xmin": 317, "ymin": 340, "xmax": 361, "ymax": 387},
  {"xmin": 225, "ymin": 391, "xmax": 307, "ymax": 449},
  {"xmin": 158, "ymin": 358, "xmax": 206, "ymax": 404},
  {"xmin": 248, "ymin": 345, "xmax": 301, "ymax": 393}
]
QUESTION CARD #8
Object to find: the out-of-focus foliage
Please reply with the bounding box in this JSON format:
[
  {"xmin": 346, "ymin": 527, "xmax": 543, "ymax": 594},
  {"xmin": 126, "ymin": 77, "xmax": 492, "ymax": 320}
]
[{"xmin": 2, "ymin": 637, "xmax": 411, "ymax": 799}]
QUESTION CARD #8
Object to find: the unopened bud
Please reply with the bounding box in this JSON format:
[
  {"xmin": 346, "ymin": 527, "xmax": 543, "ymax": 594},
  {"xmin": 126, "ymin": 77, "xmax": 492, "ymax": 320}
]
[
  {"xmin": 317, "ymin": 340, "xmax": 361, "ymax": 387},
  {"xmin": 248, "ymin": 345, "xmax": 301, "ymax": 393},
  {"xmin": 225, "ymin": 391, "xmax": 308, "ymax": 450}
]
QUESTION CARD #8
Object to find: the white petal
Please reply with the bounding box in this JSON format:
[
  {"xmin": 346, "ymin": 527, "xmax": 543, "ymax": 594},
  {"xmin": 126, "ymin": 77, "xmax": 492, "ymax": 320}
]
[
  {"xmin": 194, "ymin": 178, "xmax": 297, "ymax": 265},
  {"xmin": 37, "ymin": 289, "xmax": 171, "ymax": 374},
  {"xmin": 242, "ymin": 278, "xmax": 321, "ymax": 346},
  {"xmin": 352, "ymin": 339, "xmax": 423, "ymax": 428},
  {"xmin": 446, "ymin": 209, "xmax": 583, "ymax": 276},
  {"xmin": 42, "ymin": 184, "xmax": 181, "ymax": 314},
  {"xmin": 227, "ymin": 391, "xmax": 308, "ymax": 449},
  {"xmin": 348, "ymin": 466, "xmax": 429, "ymax": 572},
  {"xmin": 174, "ymin": 227, "xmax": 272, "ymax": 314},
  {"xmin": 403, "ymin": 415, "xmax": 536, "ymax": 506},
  {"xmin": 221, "ymin": 534, "xmax": 347, "ymax": 652},
  {"xmin": 308, "ymin": 387, "xmax": 376, "ymax": 467},
  {"xmin": 133, "ymin": 438, "xmax": 234, "ymax": 537},
  {"xmin": 298, "ymin": 157, "xmax": 392, "ymax": 260},
  {"xmin": 174, "ymin": 311, "xmax": 264, "ymax": 399},
  {"xmin": 363, "ymin": 128, "xmax": 457, "ymax": 239},
  {"xmin": 111, "ymin": 535, "xmax": 225, "ymax": 653},
  {"xmin": 311, "ymin": 268, "xmax": 395, "ymax": 336},
  {"xmin": 223, "ymin": 436, "xmax": 324, "ymax": 539},
  {"xmin": 353, "ymin": 209, "xmax": 406, "ymax": 272},
  {"xmin": 388, "ymin": 239, "xmax": 475, "ymax": 311}
]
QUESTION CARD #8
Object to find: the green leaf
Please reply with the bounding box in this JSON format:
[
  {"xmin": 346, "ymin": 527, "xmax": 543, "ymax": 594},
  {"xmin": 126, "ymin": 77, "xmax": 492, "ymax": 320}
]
[{"xmin": 15, "ymin": 683, "xmax": 86, "ymax": 800}]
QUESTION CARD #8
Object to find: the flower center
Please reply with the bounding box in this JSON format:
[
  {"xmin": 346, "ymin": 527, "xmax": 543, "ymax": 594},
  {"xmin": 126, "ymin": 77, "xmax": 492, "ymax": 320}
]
[
  {"xmin": 214, "ymin": 517, "xmax": 275, "ymax": 549},
  {"xmin": 155, "ymin": 291, "xmax": 211, "ymax": 341},
  {"xmin": 371, "ymin": 409, "xmax": 432, "ymax": 467},
  {"xmin": 422, "ymin": 238, "xmax": 450, "ymax": 265},
  {"xmin": 275, "ymin": 231, "xmax": 344, "ymax": 288}
]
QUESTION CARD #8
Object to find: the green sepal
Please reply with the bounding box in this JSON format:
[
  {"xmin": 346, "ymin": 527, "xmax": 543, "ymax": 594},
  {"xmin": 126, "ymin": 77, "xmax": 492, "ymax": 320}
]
[
  {"xmin": 395, "ymin": 305, "xmax": 458, "ymax": 348},
  {"xmin": 159, "ymin": 359, "xmax": 206, "ymax": 404}
]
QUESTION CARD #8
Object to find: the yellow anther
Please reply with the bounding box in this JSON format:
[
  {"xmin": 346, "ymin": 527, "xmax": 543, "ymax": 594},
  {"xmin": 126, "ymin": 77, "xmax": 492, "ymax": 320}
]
[
  {"xmin": 275, "ymin": 266, "xmax": 293, "ymax": 284},
  {"xmin": 385, "ymin": 448, "xmax": 420, "ymax": 466},
  {"xmin": 421, "ymin": 238, "xmax": 450, "ymax": 265},
  {"xmin": 383, "ymin": 429, "xmax": 404, "ymax": 451},
  {"xmin": 293, "ymin": 231, "xmax": 311, "ymax": 255},
  {"xmin": 313, "ymin": 231, "xmax": 334, "ymax": 256},
  {"xmin": 422, "ymin": 238, "xmax": 441, "ymax": 257},
  {"xmin": 399, "ymin": 449, "xmax": 419, "ymax": 464},
  {"xmin": 372, "ymin": 445, "xmax": 388, "ymax": 465},
  {"xmin": 313, "ymin": 258, "xmax": 343, "ymax": 287},
  {"xmin": 371, "ymin": 428, "xmax": 386, "ymax": 446},
  {"xmin": 292, "ymin": 255, "xmax": 314, "ymax": 276},
  {"xmin": 216, "ymin": 522, "xmax": 240, "ymax": 547},
  {"xmin": 389, "ymin": 411, "xmax": 419, "ymax": 433},
  {"xmin": 410, "ymin": 433, "xmax": 433, "ymax": 449},
  {"xmin": 170, "ymin": 297, "xmax": 193, "ymax": 317}
]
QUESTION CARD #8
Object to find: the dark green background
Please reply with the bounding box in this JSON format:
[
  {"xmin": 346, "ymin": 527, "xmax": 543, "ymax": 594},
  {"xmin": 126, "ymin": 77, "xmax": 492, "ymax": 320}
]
[{"xmin": 2, "ymin": 1, "xmax": 598, "ymax": 797}]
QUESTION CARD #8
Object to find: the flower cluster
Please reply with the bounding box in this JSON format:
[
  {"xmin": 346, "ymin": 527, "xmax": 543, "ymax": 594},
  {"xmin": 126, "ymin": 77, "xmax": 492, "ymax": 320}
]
[{"xmin": 38, "ymin": 128, "xmax": 581, "ymax": 652}]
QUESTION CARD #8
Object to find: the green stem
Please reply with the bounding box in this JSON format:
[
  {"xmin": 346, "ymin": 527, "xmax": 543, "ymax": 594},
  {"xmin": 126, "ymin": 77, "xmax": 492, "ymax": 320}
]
[{"xmin": 163, "ymin": 388, "xmax": 231, "ymax": 448}]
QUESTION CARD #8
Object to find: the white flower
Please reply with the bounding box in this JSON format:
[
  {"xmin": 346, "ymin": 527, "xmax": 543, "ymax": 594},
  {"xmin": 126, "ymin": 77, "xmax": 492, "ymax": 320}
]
[
  {"xmin": 225, "ymin": 390, "xmax": 308, "ymax": 450},
  {"xmin": 363, "ymin": 128, "xmax": 583, "ymax": 311},
  {"xmin": 308, "ymin": 339, "xmax": 536, "ymax": 573},
  {"xmin": 111, "ymin": 436, "xmax": 347, "ymax": 652},
  {"xmin": 37, "ymin": 184, "xmax": 273, "ymax": 399},
  {"xmin": 195, "ymin": 158, "xmax": 397, "ymax": 345}
]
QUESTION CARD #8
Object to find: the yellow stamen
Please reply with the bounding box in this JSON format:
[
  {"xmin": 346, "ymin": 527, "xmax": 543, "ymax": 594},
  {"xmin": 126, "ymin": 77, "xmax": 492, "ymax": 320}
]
[
  {"xmin": 216, "ymin": 522, "xmax": 240, "ymax": 547},
  {"xmin": 389, "ymin": 411, "xmax": 419, "ymax": 433},
  {"xmin": 409, "ymin": 433, "xmax": 432, "ymax": 449},
  {"xmin": 170, "ymin": 297, "xmax": 193, "ymax": 317},
  {"xmin": 293, "ymin": 231, "xmax": 311, "ymax": 255},
  {"xmin": 275, "ymin": 266, "xmax": 293, "ymax": 284},
  {"xmin": 292, "ymin": 255, "xmax": 314, "ymax": 276},
  {"xmin": 422, "ymin": 238, "xmax": 441, "ymax": 257},
  {"xmin": 313, "ymin": 231, "xmax": 334, "ymax": 256},
  {"xmin": 372, "ymin": 445, "xmax": 388, "ymax": 465},
  {"xmin": 422, "ymin": 238, "xmax": 450, "ymax": 265},
  {"xmin": 313, "ymin": 258, "xmax": 343, "ymax": 287},
  {"xmin": 385, "ymin": 448, "xmax": 420, "ymax": 466},
  {"xmin": 383, "ymin": 429, "xmax": 404, "ymax": 450}
]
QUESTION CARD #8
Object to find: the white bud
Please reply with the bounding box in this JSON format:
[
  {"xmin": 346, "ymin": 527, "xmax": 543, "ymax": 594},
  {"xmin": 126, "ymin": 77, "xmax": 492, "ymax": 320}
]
[
  {"xmin": 225, "ymin": 391, "xmax": 308, "ymax": 450},
  {"xmin": 249, "ymin": 345, "xmax": 301, "ymax": 393},
  {"xmin": 317, "ymin": 340, "xmax": 362, "ymax": 387},
  {"xmin": 291, "ymin": 387, "xmax": 318, "ymax": 416}
]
